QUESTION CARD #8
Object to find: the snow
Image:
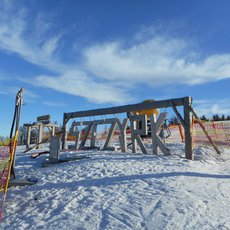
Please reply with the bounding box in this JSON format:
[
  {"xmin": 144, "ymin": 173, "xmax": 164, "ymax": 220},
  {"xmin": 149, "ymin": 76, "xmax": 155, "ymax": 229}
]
[{"xmin": 1, "ymin": 143, "xmax": 230, "ymax": 229}]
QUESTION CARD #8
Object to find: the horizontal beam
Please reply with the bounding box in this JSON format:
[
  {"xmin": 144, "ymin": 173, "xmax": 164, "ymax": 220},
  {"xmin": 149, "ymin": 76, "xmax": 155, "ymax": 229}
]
[
  {"xmin": 23, "ymin": 124, "xmax": 59, "ymax": 128},
  {"xmin": 64, "ymin": 96, "xmax": 192, "ymax": 120},
  {"xmin": 37, "ymin": 114, "xmax": 50, "ymax": 121},
  {"xmin": 73, "ymin": 118, "xmax": 119, "ymax": 126}
]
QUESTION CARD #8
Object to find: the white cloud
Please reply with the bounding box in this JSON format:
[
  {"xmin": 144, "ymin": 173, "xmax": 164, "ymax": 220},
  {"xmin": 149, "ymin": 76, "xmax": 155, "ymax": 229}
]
[
  {"xmin": 42, "ymin": 101, "xmax": 66, "ymax": 107},
  {"xmin": 0, "ymin": 1, "xmax": 132, "ymax": 104},
  {"xmin": 83, "ymin": 38, "xmax": 230, "ymax": 86},
  {"xmin": 0, "ymin": 1, "xmax": 65, "ymax": 72},
  {"xmin": 0, "ymin": 1, "xmax": 230, "ymax": 105},
  {"xmin": 193, "ymin": 99, "xmax": 230, "ymax": 116},
  {"xmin": 32, "ymin": 71, "xmax": 131, "ymax": 104}
]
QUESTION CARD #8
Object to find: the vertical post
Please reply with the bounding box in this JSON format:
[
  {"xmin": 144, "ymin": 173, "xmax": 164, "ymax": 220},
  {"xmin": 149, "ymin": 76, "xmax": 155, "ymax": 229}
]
[
  {"xmin": 75, "ymin": 131, "xmax": 81, "ymax": 149},
  {"xmin": 26, "ymin": 126, "xmax": 31, "ymax": 148},
  {"xmin": 62, "ymin": 113, "xmax": 68, "ymax": 150},
  {"xmin": 130, "ymin": 119, "xmax": 137, "ymax": 153},
  {"xmin": 38, "ymin": 125, "xmax": 43, "ymax": 149},
  {"xmin": 49, "ymin": 136, "xmax": 60, "ymax": 163},
  {"xmin": 184, "ymin": 97, "xmax": 193, "ymax": 160},
  {"xmin": 150, "ymin": 114, "xmax": 158, "ymax": 154},
  {"xmin": 51, "ymin": 126, "xmax": 55, "ymax": 136},
  {"xmin": 90, "ymin": 123, "xmax": 97, "ymax": 147}
]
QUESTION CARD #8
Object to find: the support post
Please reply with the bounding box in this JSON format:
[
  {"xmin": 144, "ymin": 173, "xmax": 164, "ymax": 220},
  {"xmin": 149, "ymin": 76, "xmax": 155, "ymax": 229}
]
[
  {"xmin": 26, "ymin": 126, "xmax": 31, "ymax": 148},
  {"xmin": 61, "ymin": 113, "xmax": 68, "ymax": 149},
  {"xmin": 90, "ymin": 123, "xmax": 98, "ymax": 147},
  {"xmin": 75, "ymin": 131, "xmax": 81, "ymax": 149},
  {"xmin": 150, "ymin": 114, "xmax": 158, "ymax": 154},
  {"xmin": 49, "ymin": 136, "xmax": 60, "ymax": 163},
  {"xmin": 183, "ymin": 97, "xmax": 193, "ymax": 160},
  {"xmin": 38, "ymin": 125, "xmax": 43, "ymax": 149},
  {"xmin": 51, "ymin": 126, "xmax": 55, "ymax": 136},
  {"xmin": 130, "ymin": 119, "xmax": 137, "ymax": 153},
  {"xmin": 170, "ymin": 101, "xmax": 185, "ymax": 128}
]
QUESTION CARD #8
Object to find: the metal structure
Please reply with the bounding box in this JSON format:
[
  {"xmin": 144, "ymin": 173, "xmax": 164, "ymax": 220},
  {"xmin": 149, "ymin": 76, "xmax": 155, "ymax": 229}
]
[
  {"xmin": 62, "ymin": 96, "xmax": 194, "ymax": 159},
  {"xmin": 24, "ymin": 114, "xmax": 58, "ymax": 149}
]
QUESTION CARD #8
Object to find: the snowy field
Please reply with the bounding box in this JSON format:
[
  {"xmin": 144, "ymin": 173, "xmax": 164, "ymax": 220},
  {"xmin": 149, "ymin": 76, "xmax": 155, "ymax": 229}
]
[{"xmin": 1, "ymin": 143, "xmax": 230, "ymax": 229}]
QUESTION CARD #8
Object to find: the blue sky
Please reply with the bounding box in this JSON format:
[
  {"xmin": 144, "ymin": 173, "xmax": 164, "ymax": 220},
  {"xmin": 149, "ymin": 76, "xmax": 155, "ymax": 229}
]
[{"xmin": 0, "ymin": 0, "xmax": 230, "ymax": 136}]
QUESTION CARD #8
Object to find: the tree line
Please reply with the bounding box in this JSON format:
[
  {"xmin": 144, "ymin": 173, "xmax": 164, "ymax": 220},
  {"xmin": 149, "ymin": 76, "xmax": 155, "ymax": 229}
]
[
  {"xmin": 169, "ymin": 114, "xmax": 230, "ymax": 125},
  {"xmin": 200, "ymin": 114, "xmax": 230, "ymax": 122}
]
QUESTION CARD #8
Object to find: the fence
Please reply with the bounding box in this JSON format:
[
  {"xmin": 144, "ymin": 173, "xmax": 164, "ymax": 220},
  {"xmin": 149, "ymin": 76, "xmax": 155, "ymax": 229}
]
[
  {"xmin": 192, "ymin": 120, "xmax": 230, "ymax": 147},
  {"xmin": 165, "ymin": 121, "xmax": 230, "ymax": 148},
  {"xmin": 0, "ymin": 136, "xmax": 17, "ymax": 221},
  {"xmin": 0, "ymin": 138, "xmax": 15, "ymax": 192}
]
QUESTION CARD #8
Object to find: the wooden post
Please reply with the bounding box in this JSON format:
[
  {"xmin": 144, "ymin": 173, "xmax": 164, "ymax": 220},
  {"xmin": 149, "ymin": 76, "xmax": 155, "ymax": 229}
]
[
  {"xmin": 49, "ymin": 136, "xmax": 60, "ymax": 163},
  {"xmin": 170, "ymin": 101, "xmax": 185, "ymax": 128},
  {"xmin": 51, "ymin": 126, "xmax": 55, "ymax": 136},
  {"xmin": 183, "ymin": 97, "xmax": 193, "ymax": 160},
  {"xmin": 61, "ymin": 114, "xmax": 68, "ymax": 149},
  {"xmin": 90, "ymin": 123, "xmax": 98, "ymax": 147},
  {"xmin": 150, "ymin": 114, "xmax": 158, "ymax": 154},
  {"xmin": 75, "ymin": 131, "xmax": 81, "ymax": 149},
  {"xmin": 26, "ymin": 126, "xmax": 31, "ymax": 148},
  {"xmin": 38, "ymin": 125, "xmax": 43, "ymax": 149},
  {"xmin": 130, "ymin": 119, "xmax": 137, "ymax": 153}
]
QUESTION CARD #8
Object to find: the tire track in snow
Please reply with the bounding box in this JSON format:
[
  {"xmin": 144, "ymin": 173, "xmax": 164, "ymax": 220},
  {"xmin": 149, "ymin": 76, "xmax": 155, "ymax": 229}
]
[{"xmin": 97, "ymin": 176, "xmax": 166, "ymax": 229}]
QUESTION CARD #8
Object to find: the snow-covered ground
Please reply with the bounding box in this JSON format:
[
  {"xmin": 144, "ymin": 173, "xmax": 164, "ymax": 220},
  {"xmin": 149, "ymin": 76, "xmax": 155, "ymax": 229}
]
[{"xmin": 1, "ymin": 143, "xmax": 230, "ymax": 229}]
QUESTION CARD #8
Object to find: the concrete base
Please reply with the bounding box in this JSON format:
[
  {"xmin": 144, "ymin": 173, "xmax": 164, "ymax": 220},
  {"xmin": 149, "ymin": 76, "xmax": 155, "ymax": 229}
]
[
  {"xmin": 9, "ymin": 178, "xmax": 37, "ymax": 187},
  {"xmin": 101, "ymin": 146, "xmax": 117, "ymax": 151},
  {"xmin": 78, "ymin": 146, "xmax": 100, "ymax": 150},
  {"xmin": 42, "ymin": 155, "xmax": 90, "ymax": 167}
]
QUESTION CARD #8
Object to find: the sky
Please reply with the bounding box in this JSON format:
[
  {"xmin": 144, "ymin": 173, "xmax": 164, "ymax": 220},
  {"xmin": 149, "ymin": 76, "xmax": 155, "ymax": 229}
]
[{"xmin": 0, "ymin": 0, "xmax": 230, "ymax": 136}]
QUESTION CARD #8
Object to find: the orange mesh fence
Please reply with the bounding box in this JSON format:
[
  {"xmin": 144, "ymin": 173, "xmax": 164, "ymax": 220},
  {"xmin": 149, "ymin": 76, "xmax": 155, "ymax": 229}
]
[
  {"xmin": 0, "ymin": 135, "xmax": 17, "ymax": 223},
  {"xmin": 165, "ymin": 121, "xmax": 230, "ymax": 147},
  {"xmin": 192, "ymin": 121, "xmax": 230, "ymax": 147},
  {"xmin": 221, "ymin": 121, "xmax": 230, "ymax": 142},
  {"xmin": 0, "ymin": 139, "xmax": 13, "ymax": 192}
]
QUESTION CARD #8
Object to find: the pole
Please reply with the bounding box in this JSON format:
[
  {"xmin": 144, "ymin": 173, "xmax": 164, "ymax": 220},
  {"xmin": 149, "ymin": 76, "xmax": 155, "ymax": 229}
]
[{"xmin": 183, "ymin": 97, "xmax": 193, "ymax": 160}]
